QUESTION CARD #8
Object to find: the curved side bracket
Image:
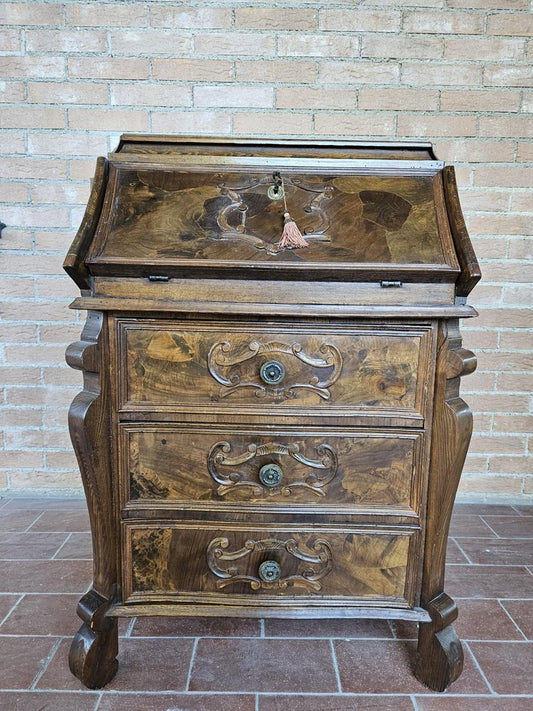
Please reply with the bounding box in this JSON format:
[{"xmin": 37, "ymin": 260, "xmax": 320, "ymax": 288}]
[{"xmin": 63, "ymin": 156, "xmax": 109, "ymax": 290}]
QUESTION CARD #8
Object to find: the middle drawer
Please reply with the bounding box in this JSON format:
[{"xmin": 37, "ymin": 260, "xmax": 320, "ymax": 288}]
[{"xmin": 120, "ymin": 424, "xmax": 425, "ymax": 514}]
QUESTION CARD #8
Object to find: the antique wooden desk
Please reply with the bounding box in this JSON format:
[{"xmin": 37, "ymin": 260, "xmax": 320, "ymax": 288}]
[{"xmin": 64, "ymin": 135, "xmax": 480, "ymax": 691}]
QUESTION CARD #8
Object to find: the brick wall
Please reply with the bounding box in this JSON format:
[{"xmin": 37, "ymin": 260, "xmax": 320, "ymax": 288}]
[{"xmin": 0, "ymin": 1, "xmax": 531, "ymax": 499}]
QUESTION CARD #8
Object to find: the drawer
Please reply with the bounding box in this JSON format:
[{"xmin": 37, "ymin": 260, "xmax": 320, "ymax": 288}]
[
  {"xmin": 117, "ymin": 320, "xmax": 434, "ymax": 420},
  {"xmin": 121, "ymin": 424, "xmax": 424, "ymax": 513},
  {"xmin": 123, "ymin": 522, "xmax": 420, "ymax": 607}
]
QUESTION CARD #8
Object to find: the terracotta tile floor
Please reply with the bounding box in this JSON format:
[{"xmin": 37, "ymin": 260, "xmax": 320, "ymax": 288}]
[{"xmin": 1, "ymin": 498, "xmax": 532, "ymax": 710}]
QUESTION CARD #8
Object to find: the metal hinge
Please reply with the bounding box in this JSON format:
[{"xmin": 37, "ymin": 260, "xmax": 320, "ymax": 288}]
[{"xmin": 380, "ymin": 280, "xmax": 403, "ymax": 288}]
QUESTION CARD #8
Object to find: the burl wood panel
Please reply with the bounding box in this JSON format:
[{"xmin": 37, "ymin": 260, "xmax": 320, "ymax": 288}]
[
  {"xmin": 91, "ymin": 166, "xmax": 454, "ymax": 268},
  {"xmin": 124, "ymin": 523, "xmax": 417, "ymax": 605},
  {"xmin": 119, "ymin": 321, "xmax": 432, "ymax": 414},
  {"xmin": 121, "ymin": 425, "xmax": 421, "ymax": 510}
]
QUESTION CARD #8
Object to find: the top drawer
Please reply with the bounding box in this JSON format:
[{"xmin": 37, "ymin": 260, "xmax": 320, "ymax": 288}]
[{"xmin": 117, "ymin": 320, "xmax": 435, "ymax": 423}]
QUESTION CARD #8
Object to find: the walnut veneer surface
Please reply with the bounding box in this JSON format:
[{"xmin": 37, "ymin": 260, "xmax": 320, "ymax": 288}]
[{"xmin": 63, "ymin": 135, "xmax": 480, "ymax": 692}]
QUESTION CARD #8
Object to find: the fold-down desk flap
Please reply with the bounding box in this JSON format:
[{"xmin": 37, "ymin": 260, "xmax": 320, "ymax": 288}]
[{"xmin": 82, "ymin": 141, "xmax": 463, "ymax": 284}]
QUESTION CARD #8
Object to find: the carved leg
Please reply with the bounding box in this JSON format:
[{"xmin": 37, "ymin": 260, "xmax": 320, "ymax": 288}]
[
  {"xmin": 415, "ymin": 322, "xmax": 476, "ymax": 691},
  {"xmin": 69, "ymin": 590, "xmax": 118, "ymax": 689},
  {"xmin": 414, "ymin": 593, "xmax": 463, "ymax": 692},
  {"xmin": 66, "ymin": 312, "xmax": 119, "ymax": 689}
]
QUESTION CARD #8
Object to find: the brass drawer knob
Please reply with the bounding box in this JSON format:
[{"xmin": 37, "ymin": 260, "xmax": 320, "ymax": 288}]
[
  {"xmin": 258, "ymin": 463, "xmax": 283, "ymax": 488},
  {"xmin": 260, "ymin": 360, "xmax": 285, "ymax": 385},
  {"xmin": 258, "ymin": 559, "xmax": 281, "ymax": 582}
]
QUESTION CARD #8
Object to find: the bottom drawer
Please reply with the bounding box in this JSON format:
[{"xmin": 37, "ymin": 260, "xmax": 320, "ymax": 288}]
[{"xmin": 123, "ymin": 523, "xmax": 420, "ymax": 608}]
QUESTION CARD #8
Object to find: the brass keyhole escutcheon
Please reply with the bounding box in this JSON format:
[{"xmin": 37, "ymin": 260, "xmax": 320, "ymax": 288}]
[
  {"xmin": 258, "ymin": 559, "xmax": 281, "ymax": 582},
  {"xmin": 260, "ymin": 360, "xmax": 285, "ymax": 385},
  {"xmin": 259, "ymin": 463, "xmax": 283, "ymax": 488},
  {"xmin": 267, "ymin": 184, "xmax": 284, "ymax": 201}
]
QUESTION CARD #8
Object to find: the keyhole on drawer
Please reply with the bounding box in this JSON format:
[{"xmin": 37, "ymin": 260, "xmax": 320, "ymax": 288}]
[{"xmin": 161, "ymin": 439, "xmax": 167, "ymax": 444}]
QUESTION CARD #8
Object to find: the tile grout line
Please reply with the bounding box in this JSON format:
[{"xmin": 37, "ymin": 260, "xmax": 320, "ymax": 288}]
[
  {"xmin": 464, "ymin": 641, "xmax": 497, "ymax": 696},
  {"xmin": 0, "ymin": 593, "xmax": 24, "ymax": 626},
  {"xmin": 29, "ymin": 636, "xmax": 63, "ymax": 690},
  {"xmin": 410, "ymin": 694, "xmax": 421, "ymax": 711},
  {"xmin": 329, "ymin": 638, "xmax": 343, "ymax": 693},
  {"xmin": 479, "ymin": 515, "xmax": 503, "ymax": 538},
  {"xmin": 450, "ymin": 536, "xmax": 475, "ymax": 564},
  {"xmin": 51, "ymin": 531, "xmax": 73, "ymax": 560},
  {"xmin": 497, "ymin": 598, "xmax": 529, "ymax": 641},
  {"xmin": 125, "ymin": 616, "xmax": 136, "ymax": 638},
  {"xmin": 184, "ymin": 637, "xmax": 199, "ymax": 692},
  {"xmin": 23, "ymin": 510, "xmax": 46, "ymax": 532}
]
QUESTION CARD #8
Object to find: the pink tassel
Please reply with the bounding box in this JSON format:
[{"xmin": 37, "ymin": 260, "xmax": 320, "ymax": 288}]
[{"xmin": 278, "ymin": 212, "xmax": 308, "ymax": 249}]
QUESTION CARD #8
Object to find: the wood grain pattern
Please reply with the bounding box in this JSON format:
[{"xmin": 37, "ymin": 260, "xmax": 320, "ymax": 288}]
[
  {"xmin": 414, "ymin": 321, "xmax": 476, "ymax": 691},
  {"xmin": 121, "ymin": 425, "xmax": 421, "ymax": 510},
  {"xmin": 64, "ymin": 135, "xmax": 479, "ymax": 691},
  {"xmin": 119, "ymin": 321, "xmax": 431, "ymax": 415},
  {"xmin": 89, "ymin": 166, "xmax": 453, "ymax": 270},
  {"xmin": 65, "ymin": 311, "xmax": 119, "ymax": 688},
  {"xmin": 124, "ymin": 523, "xmax": 418, "ymax": 605}
]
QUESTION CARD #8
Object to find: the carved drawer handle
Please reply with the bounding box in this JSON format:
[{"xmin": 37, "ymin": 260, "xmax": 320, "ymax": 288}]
[
  {"xmin": 258, "ymin": 463, "xmax": 283, "ymax": 488},
  {"xmin": 207, "ymin": 537, "xmax": 332, "ymax": 592},
  {"xmin": 260, "ymin": 360, "xmax": 285, "ymax": 385},
  {"xmin": 258, "ymin": 560, "xmax": 281, "ymax": 582},
  {"xmin": 208, "ymin": 441, "xmax": 338, "ymax": 498}
]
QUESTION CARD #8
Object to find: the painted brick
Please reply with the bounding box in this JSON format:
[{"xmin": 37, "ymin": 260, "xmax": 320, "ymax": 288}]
[
  {"xmin": 0, "ymin": 3, "xmax": 63, "ymax": 26},
  {"xmin": 448, "ymin": 0, "xmax": 528, "ymax": 7},
  {"xmin": 445, "ymin": 37, "xmax": 525, "ymax": 60},
  {"xmin": 0, "ymin": 81, "xmax": 25, "ymax": 103},
  {"xmin": 194, "ymin": 33, "xmax": 276, "ymax": 56},
  {"xmin": 0, "ymin": 158, "xmax": 67, "ymax": 181},
  {"xmin": 25, "ymin": 29, "xmax": 107, "ymax": 53},
  {"xmin": 469, "ymin": 214, "xmax": 531, "ymax": 235},
  {"xmin": 403, "ymin": 10, "xmax": 484, "ymax": 34},
  {"xmin": 0, "ymin": 107, "xmax": 65, "ymax": 130},
  {"xmin": 487, "ymin": 13, "xmax": 533, "ymax": 36},
  {"xmin": 236, "ymin": 60, "xmax": 316, "ymax": 84},
  {"xmin": 151, "ymin": 111, "xmax": 231, "ymax": 135},
  {"xmin": 314, "ymin": 113, "xmax": 395, "ymax": 136},
  {"xmin": 489, "ymin": 458, "xmax": 532, "ymax": 476},
  {"xmin": 66, "ymin": 3, "xmax": 148, "ymax": 27},
  {"xmin": 358, "ymin": 88, "xmax": 438, "ymax": 111},
  {"xmin": 68, "ymin": 57, "xmax": 149, "ymax": 80},
  {"xmin": 277, "ymin": 87, "xmax": 356, "ymax": 110},
  {"xmin": 484, "ymin": 64, "xmax": 533, "ymax": 87},
  {"xmin": 1, "ymin": 206, "xmax": 70, "ymax": 229},
  {"xmin": 402, "ymin": 62, "xmax": 481, "ymax": 85},
  {"xmin": 320, "ymin": 9, "xmax": 401, "ymax": 33},
  {"xmin": 434, "ymin": 140, "xmax": 516, "ymax": 163},
  {"xmin": 28, "ymin": 132, "xmax": 107, "ymax": 156},
  {"xmin": 0, "ymin": 132, "xmax": 26, "ymax": 153},
  {"xmin": 440, "ymin": 89, "xmax": 521, "ymax": 111},
  {"xmin": 0, "ymin": 28, "xmax": 21, "ymax": 52},
  {"xmin": 235, "ymin": 8, "xmax": 317, "ymax": 30},
  {"xmin": 507, "ymin": 237, "xmax": 533, "ymax": 260},
  {"xmin": 0, "ymin": 182, "xmax": 30, "ymax": 203},
  {"xmin": 459, "ymin": 474, "xmax": 522, "ymax": 494},
  {"xmin": 517, "ymin": 142, "xmax": 533, "ymax": 162},
  {"xmin": 319, "ymin": 61, "xmax": 400, "ymax": 84},
  {"xmin": 278, "ymin": 34, "xmax": 357, "ymax": 58},
  {"xmin": 194, "ymin": 85, "xmax": 274, "ymax": 109},
  {"xmin": 152, "ymin": 59, "xmax": 233, "ymax": 82},
  {"xmin": 111, "ymin": 84, "xmax": 191, "ymax": 108},
  {"xmin": 109, "ymin": 31, "xmax": 192, "ymax": 56},
  {"xmin": 68, "ymin": 108, "xmax": 149, "ymax": 132},
  {"xmin": 0, "ymin": 56, "xmax": 65, "ymax": 79},
  {"xmin": 493, "ymin": 415, "xmax": 533, "ymax": 433},
  {"xmin": 233, "ymin": 112, "xmax": 314, "ymax": 135},
  {"xmin": 27, "ymin": 81, "xmax": 109, "ymax": 106},
  {"xmin": 499, "ymin": 372, "xmax": 533, "ymax": 391},
  {"xmin": 474, "ymin": 165, "xmax": 532, "ymax": 187},
  {"xmin": 362, "ymin": 35, "xmax": 443, "ymax": 59},
  {"xmin": 397, "ymin": 114, "xmax": 477, "ymax": 137},
  {"xmin": 150, "ymin": 7, "xmax": 232, "ymax": 29}
]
